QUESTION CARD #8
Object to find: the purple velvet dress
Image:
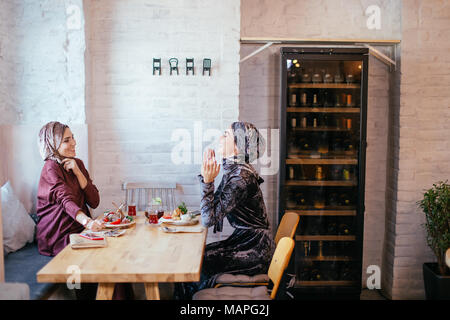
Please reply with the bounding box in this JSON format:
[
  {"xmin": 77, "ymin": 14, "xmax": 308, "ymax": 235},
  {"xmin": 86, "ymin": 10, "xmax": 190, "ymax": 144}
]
[{"xmin": 36, "ymin": 158, "xmax": 100, "ymax": 256}]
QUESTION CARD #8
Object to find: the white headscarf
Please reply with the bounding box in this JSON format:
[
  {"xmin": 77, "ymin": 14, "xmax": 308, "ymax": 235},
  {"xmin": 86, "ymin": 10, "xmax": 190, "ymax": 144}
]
[{"xmin": 37, "ymin": 121, "xmax": 68, "ymax": 163}]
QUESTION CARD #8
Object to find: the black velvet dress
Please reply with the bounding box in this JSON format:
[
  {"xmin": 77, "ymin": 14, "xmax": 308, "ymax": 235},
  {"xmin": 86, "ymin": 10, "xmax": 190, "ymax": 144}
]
[{"xmin": 176, "ymin": 158, "xmax": 275, "ymax": 299}]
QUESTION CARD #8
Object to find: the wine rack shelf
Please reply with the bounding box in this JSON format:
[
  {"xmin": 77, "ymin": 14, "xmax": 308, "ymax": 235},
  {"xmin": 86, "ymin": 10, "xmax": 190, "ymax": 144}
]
[
  {"xmin": 302, "ymin": 256, "xmax": 354, "ymax": 262},
  {"xmin": 293, "ymin": 127, "xmax": 352, "ymax": 132},
  {"xmin": 288, "ymin": 83, "xmax": 361, "ymax": 89},
  {"xmin": 296, "ymin": 281, "xmax": 357, "ymax": 287},
  {"xmin": 295, "ymin": 235, "xmax": 356, "ymax": 241},
  {"xmin": 287, "ymin": 107, "xmax": 360, "ymax": 113},
  {"xmin": 286, "ymin": 210, "xmax": 357, "ymax": 216},
  {"xmin": 286, "ymin": 158, "xmax": 358, "ymax": 165},
  {"xmin": 286, "ymin": 180, "xmax": 357, "ymax": 187},
  {"xmin": 288, "ymin": 151, "xmax": 358, "ymax": 158}
]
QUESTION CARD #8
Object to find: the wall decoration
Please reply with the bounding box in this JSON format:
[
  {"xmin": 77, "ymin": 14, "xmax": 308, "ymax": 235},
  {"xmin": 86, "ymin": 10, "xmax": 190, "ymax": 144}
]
[
  {"xmin": 153, "ymin": 58, "xmax": 161, "ymax": 75},
  {"xmin": 169, "ymin": 58, "xmax": 179, "ymax": 75},
  {"xmin": 186, "ymin": 58, "xmax": 194, "ymax": 75},
  {"xmin": 202, "ymin": 58, "xmax": 211, "ymax": 76}
]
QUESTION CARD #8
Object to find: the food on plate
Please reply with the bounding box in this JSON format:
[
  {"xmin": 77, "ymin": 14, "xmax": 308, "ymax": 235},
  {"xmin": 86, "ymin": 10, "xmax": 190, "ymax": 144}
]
[
  {"xmin": 172, "ymin": 207, "xmax": 182, "ymax": 220},
  {"xmin": 178, "ymin": 202, "xmax": 188, "ymax": 215},
  {"xmin": 172, "ymin": 202, "xmax": 189, "ymax": 221},
  {"xmin": 102, "ymin": 210, "xmax": 134, "ymax": 225}
]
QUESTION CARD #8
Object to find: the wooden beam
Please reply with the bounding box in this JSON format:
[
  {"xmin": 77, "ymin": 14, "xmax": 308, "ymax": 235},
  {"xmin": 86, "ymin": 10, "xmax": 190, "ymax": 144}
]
[{"xmin": 240, "ymin": 37, "xmax": 401, "ymax": 45}]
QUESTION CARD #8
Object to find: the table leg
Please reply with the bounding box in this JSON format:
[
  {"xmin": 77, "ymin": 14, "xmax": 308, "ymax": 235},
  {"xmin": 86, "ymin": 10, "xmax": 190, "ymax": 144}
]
[
  {"xmin": 144, "ymin": 283, "xmax": 160, "ymax": 300},
  {"xmin": 96, "ymin": 283, "xmax": 115, "ymax": 300}
]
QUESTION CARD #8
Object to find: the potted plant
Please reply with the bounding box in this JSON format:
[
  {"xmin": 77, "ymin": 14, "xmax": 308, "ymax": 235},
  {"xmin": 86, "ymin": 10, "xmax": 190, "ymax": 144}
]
[{"xmin": 418, "ymin": 180, "xmax": 450, "ymax": 300}]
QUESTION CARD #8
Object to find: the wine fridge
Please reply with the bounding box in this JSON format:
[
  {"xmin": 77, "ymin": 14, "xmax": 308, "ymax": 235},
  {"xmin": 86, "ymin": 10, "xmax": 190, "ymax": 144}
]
[{"xmin": 279, "ymin": 47, "xmax": 368, "ymax": 299}]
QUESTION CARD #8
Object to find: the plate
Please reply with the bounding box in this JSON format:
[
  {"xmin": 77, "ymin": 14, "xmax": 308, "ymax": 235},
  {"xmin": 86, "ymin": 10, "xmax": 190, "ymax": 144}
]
[
  {"xmin": 104, "ymin": 220, "xmax": 136, "ymax": 228},
  {"xmin": 159, "ymin": 217, "xmax": 199, "ymax": 226}
]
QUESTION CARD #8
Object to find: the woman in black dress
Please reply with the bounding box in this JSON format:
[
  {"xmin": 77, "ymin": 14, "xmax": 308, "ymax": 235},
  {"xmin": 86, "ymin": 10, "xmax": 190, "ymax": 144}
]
[{"xmin": 176, "ymin": 121, "xmax": 275, "ymax": 299}]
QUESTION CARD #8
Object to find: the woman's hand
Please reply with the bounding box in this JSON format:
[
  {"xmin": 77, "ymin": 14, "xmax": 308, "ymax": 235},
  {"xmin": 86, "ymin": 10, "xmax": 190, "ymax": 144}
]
[
  {"xmin": 62, "ymin": 158, "xmax": 88, "ymax": 189},
  {"xmin": 86, "ymin": 218, "xmax": 105, "ymax": 232},
  {"xmin": 61, "ymin": 158, "xmax": 81, "ymax": 175},
  {"xmin": 201, "ymin": 149, "xmax": 220, "ymax": 184}
]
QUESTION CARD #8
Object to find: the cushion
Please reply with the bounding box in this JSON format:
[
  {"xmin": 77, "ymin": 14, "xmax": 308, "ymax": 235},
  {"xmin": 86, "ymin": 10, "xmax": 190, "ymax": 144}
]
[
  {"xmin": 193, "ymin": 285, "xmax": 271, "ymax": 300},
  {"xmin": 4, "ymin": 242, "xmax": 54, "ymax": 300},
  {"xmin": 1, "ymin": 181, "xmax": 36, "ymax": 254},
  {"xmin": 0, "ymin": 283, "xmax": 30, "ymax": 300},
  {"xmin": 216, "ymin": 273, "xmax": 269, "ymax": 285}
]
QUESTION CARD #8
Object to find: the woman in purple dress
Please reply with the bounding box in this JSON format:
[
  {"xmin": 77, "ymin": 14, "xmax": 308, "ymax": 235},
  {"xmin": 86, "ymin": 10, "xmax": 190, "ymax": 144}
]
[{"xmin": 36, "ymin": 121, "xmax": 103, "ymax": 257}]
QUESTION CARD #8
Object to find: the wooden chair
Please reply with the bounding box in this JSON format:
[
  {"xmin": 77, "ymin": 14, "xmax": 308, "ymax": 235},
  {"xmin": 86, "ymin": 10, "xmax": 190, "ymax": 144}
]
[
  {"xmin": 193, "ymin": 237, "xmax": 295, "ymax": 300},
  {"xmin": 213, "ymin": 212, "xmax": 299, "ymax": 288},
  {"xmin": 122, "ymin": 181, "xmax": 177, "ymax": 212},
  {"xmin": 274, "ymin": 211, "xmax": 300, "ymax": 245}
]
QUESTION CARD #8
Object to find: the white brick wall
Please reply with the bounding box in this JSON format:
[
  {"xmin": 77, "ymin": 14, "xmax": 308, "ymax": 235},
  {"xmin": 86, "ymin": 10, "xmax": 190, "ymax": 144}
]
[
  {"xmin": 382, "ymin": 0, "xmax": 450, "ymax": 300},
  {"xmin": 0, "ymin": 1, "xmax": 87, "ymax": 213},
  {"xmin": 0, "ymin": 0, "xmax": 86, "ymax": 125},
  {"xmin": 85, "ymin": 0, "xmax": 241, "ymax": 243}
]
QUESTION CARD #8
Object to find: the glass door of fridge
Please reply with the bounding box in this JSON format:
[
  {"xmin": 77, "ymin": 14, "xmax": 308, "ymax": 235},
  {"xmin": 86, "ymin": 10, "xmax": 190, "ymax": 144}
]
[{"xmin": 284, "ymin": 57, "xmax": 364, "ymax": 288}]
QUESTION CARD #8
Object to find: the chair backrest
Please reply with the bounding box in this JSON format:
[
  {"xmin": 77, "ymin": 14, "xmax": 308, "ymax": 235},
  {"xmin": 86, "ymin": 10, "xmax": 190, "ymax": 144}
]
[
  {"xmin": 274, "ymin": 212, "xmax": 300, "ymax": 245},
  {"xmin": 267, "ymin": 237, "xmax": 295, "ymax": 299},
  {"xmin": 122, "ymin": 181, "xmax": 177, "ymax": 212}
]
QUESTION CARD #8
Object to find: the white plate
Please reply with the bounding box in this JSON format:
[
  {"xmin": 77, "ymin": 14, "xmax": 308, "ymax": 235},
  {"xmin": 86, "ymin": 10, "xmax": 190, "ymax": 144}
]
[
  {"xmin": 103, "ymin": 220, "xmax": 136, "ymax": 228},
  {"xmin": 159, "ymin": 217, "xmax": 199, "ymax": 226}
]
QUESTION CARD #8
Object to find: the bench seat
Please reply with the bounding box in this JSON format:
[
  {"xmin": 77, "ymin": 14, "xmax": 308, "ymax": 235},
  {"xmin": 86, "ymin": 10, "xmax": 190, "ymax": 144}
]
[{"xmin": 4, "ymin": 242, "xmax": 55, "ymax": 300}]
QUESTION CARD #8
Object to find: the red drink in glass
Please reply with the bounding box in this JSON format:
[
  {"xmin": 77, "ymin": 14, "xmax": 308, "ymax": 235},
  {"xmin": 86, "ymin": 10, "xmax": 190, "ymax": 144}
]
[{"xmin": 128, "ymin": 205, "xmax": 136, "ymax": 216}]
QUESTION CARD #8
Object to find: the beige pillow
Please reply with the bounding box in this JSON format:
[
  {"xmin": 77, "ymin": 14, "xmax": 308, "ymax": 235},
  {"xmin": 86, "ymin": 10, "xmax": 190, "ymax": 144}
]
[{"xmin": 1, "ymin": 181, "xmax": 35, "ymax": 255}]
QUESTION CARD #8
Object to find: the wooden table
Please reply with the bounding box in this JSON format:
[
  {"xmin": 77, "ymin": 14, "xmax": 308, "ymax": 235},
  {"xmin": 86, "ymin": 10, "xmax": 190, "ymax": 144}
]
[{"xmin": 36, "ymin": 212, "xmax": 207, "ymax": 300}]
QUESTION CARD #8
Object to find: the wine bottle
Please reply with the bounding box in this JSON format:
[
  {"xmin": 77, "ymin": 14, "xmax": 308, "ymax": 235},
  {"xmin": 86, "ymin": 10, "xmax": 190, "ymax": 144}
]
[
  {"xmin": 335, "ymin": 94, "xmax": 342, "ymax": 107},
  {"xmin": 346, "ymin": 94, "xmax": 353, "ymax": 107},
  {"xmin": 342, "ymin": 165, "xmax": 351, "ymax": 181},
  {"xmin": 317, "ymin": 132, "xmax": 329, "ymax": 154},
  {"xmin": 312, "ymin": 94, "xmax": 320, "ymax": 107},
  {"xmin": 323, "ymin": 91, "xmax": 331, "ymax": 107},
  {"xmin": 315, "ymin": 165, "xmax": 325, "ymax": 180},
  {"xmin": 300, "ymin": 116, "xmax": 307, "ymax": 128},
  {"xmin": 326, "ymin": 221, "xmax": 338, "ymax": 235},
  {"xmin": 303, "ymin": 241, "xmax": 310, "ymax": 257},
  {"xmin": 313, "ymin": 189, "xmax": 326, "ymax": 209},
  {"xmin": 338, "ymin": 223, "xmax": 351, "ymax": 235},
  {"xmin": 309, "ymin": 267, "xmax": 323, "ymax": 281},
  {"xmin": 328, "ymin": 192, "xmax": 340, "ymax": 206},
  {"xmin": 301, "ymin": 68, "xmax": 312, "ymax": 83},
  {"xmin": 312, "ymin": 69, "xmax": 322, "ymax": 83},
  {"xmin": 340, "ymin": 262, "xmax": 356, "ymax": 281},
  {"xmin": 290, "ymin": 114, "xmax": 297, "ymax": 129},
  {"xmin": 324, "ymin": 70, "xmax": 333, "ymax": 83},
  {"xmin": 299, "ymin": 137, "xmax": 311, "ymax": 151},
  {"xmin": 296, "ymin": 192, "xmax": 307, "ymax": 206},
  {"xmin": 326, "ymin": 262, "xmax": 340, "ymax": 281},
  {"xmin": 329, "ymin": 165, "xmax": 342, "ymax": 180},
  {"xmin": 339, "ymin": 193, "xmax": 351, "ymax": 206},
  {"xmin": 299, "ymin": 266, "xmax": 311, "ymax": 280},
  {"xmin": 287, "ymin": 65, "xmax": 297, "ymax": 84},
  {"xmin": 288, "ymin": 166, "xmax": 295, "ymax": 180},
  {"xmin": 289, "ymin": 92, "xmax": 297, "ymax": 107},
  {"xmin": 300, "ymin": 92, "xmax": 308, "ymax": 107}
]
